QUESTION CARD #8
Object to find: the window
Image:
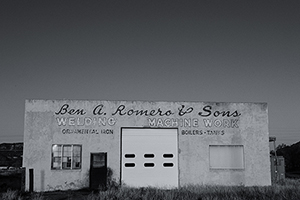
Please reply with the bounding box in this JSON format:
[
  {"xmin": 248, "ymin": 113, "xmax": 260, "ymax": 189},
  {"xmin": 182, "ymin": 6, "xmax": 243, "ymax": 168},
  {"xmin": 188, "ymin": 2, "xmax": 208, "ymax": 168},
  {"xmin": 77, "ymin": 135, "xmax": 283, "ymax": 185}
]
[
  {"xmin": 209, "ymin": 145, "xmax": 244, "ymax": 169},
  {"xmin": 92, "ymin": 153, "xmax": 106, "ymax": 168},
  {"xmin": 51, "ymin": 144, "xmax": 82, "ymax": 170}
]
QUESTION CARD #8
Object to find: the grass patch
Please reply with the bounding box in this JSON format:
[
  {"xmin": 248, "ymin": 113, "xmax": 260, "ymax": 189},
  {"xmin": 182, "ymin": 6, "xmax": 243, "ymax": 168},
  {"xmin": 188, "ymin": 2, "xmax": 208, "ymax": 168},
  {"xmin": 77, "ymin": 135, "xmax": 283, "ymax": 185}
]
[
  {"xmin": 2, "ymin": 179, "xmax": 300, "ymax": 200},
  {"xmin": 1, "ymin": 189, "xmax": 20, "ymax": 200},
  {"xmin": 84, "ymin": 179, "xmax": 300, "ymax": 200},
  {"xmin": 87, "ymin": 183, "xmax": 300, "ymax": 200}
]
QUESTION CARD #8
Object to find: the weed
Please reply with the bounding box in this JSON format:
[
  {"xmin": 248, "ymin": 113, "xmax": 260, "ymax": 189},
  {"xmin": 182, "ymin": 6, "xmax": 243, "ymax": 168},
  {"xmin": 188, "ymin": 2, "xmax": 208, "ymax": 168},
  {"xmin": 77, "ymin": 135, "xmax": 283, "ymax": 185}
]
[
  {"xmin": 30, "ymin": 193, "xmax": 45, "ymax": 200},
  {"xmin": 83, "ymin": 179, "xmax": 300, "ymax": 200},
  {"xmin": 3, "ymin": 178, "xmax": 300, "ymax": 200},
  {"xmin": 1, "ymin": 189, "xmax": 20, "ymax": 200}
]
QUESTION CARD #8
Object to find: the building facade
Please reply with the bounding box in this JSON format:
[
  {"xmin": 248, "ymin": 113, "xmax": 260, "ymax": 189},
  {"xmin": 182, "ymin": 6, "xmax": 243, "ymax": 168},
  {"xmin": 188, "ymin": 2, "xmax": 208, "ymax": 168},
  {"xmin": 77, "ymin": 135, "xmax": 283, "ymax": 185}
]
[{"xmin": 23, "ymin": 100, "xmax": 271, "ymax": 191}]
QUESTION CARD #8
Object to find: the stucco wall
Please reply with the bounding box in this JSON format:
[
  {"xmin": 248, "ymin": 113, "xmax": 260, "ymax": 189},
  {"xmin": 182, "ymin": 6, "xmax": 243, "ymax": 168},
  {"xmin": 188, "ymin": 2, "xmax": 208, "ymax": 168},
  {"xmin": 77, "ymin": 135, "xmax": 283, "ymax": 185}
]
[{"xmin": 23, "ymin": 100, "xmax": 271, "ymax": 191}]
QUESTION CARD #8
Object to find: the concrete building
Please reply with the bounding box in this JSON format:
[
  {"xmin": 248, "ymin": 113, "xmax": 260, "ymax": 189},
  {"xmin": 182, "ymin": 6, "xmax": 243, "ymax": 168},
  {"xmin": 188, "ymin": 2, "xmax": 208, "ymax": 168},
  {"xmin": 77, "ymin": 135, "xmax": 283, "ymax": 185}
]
[{"xmin": 23, "ymin": 100, "xmax": 271, "ymax": 191}]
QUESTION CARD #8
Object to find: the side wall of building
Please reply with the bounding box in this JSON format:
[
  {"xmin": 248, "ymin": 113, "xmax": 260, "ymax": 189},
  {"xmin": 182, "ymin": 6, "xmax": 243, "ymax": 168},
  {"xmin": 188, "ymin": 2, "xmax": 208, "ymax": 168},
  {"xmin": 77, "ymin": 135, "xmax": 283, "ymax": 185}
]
[{"xmin": 23, "ymin": 100, "xmax": 271, "ymax": 191}]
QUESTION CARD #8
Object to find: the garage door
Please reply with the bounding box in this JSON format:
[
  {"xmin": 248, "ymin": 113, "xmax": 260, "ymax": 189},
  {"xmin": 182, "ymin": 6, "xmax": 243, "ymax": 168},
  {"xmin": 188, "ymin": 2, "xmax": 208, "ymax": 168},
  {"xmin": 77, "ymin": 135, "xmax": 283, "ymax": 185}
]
[{"xmin": 121, "ymin": 128, "xmax": 178, "ymax": 188}]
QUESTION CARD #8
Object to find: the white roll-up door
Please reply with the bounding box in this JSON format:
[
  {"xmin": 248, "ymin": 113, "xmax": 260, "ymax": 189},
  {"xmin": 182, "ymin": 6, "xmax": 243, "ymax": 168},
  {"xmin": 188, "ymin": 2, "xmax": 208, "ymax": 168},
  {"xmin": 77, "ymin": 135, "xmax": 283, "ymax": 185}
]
[{"xmin": 121, "ymin": 128, "xmax": 178, "ymax": 188}]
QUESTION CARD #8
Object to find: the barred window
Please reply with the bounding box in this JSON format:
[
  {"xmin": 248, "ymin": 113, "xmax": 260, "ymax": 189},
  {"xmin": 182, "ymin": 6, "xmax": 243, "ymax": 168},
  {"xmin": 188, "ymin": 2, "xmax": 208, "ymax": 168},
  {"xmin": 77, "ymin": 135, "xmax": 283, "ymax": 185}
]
[{"xmin": 51, "ymin": 144, "xmax": 82, "ymax": 170}]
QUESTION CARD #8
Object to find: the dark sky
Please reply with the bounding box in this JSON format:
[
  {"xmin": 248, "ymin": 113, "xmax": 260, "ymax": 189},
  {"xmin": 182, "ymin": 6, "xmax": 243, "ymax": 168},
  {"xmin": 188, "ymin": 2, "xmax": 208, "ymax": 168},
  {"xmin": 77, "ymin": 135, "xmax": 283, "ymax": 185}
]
[{"xmin": 1, "ymin": 0, "xmax": 300, "ymax": 145}]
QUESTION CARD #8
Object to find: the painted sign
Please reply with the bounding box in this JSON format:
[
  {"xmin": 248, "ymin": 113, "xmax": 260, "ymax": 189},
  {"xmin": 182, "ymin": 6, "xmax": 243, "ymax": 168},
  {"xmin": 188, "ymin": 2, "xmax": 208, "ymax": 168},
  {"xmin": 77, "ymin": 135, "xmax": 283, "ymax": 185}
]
[{"xmin": 54, "ymin": 103, "xmax": 241, "ymax": 136}]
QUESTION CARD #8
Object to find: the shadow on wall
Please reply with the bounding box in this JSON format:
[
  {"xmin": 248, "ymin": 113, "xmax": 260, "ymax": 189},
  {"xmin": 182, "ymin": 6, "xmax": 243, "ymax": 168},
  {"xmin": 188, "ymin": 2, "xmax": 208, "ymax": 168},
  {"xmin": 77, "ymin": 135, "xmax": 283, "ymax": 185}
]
[{"xmin": 105, "ymin": 167, "xmax": 120, "ymax": 190}]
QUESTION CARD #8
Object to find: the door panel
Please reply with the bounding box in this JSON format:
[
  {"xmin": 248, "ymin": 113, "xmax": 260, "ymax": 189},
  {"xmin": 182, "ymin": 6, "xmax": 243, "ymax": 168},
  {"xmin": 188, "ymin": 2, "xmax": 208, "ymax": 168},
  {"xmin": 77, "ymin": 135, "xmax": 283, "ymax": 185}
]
[
  {"xmin": 90, "ymin": 153, "xmax": 107, "ymax": 190},
  {"xmin": 121, "ymin": 129, "xmax": 178, "ymax": 188}
]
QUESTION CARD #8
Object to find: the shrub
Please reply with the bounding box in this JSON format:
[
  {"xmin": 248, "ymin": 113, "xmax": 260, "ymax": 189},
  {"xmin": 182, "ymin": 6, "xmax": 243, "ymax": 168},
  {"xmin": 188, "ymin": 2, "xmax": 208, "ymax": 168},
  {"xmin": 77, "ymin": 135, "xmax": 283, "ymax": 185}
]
[{"xmin": 1, "ymin": 190, "xmax": 20, "ymax": 200}]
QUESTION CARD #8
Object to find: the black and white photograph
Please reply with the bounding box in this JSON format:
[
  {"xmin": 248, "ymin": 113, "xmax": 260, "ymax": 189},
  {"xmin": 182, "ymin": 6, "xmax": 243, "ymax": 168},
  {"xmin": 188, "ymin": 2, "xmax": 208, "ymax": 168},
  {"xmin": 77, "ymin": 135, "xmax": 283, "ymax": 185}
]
[{"xmin": 1, "ymin": 0, "xmax": 300, "ymax": 199}]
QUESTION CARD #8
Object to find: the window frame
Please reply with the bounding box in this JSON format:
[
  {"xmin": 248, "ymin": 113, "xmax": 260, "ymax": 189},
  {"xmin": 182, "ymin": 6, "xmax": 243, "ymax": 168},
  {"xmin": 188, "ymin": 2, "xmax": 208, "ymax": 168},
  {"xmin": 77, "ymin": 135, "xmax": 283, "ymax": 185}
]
[
  {"xmin": 209, "ymin": 145, "xmax": 245, "ymax": 170},
  {"xmin": 51, "ymin": 144, "xmax": 82, "ymax": 170}
]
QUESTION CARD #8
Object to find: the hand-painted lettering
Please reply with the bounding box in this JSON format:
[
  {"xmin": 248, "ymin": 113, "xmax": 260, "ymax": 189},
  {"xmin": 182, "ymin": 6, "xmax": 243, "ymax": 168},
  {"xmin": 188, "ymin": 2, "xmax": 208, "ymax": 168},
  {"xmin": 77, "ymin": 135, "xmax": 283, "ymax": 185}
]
[
  {"xmin": 181, "ymin": 129, "xmax": 225, "ymax": 136},
  {"xmin": 178, "ymin": 105, "xmax": 193, "ymax": 116},
  {"xmin": 56, "ymin": 117, "xmax": 116, "ymax": 126},
  {"xmin": 199, "ymin": 105, "xmax": 241, "ymax": 117},
  {"xmin": 203, "ymin": 119, "xmax": 239, "ymax": 128},
  {"xmin": 93, "ymin": 104, "xmax": 106, "ymax": 115},
  {"xmin": 112, "ymin": 104, "xmax": 174, "ymax": 117},
  {"xmin": 55, "ymin": 104, "xmax": 86, "ymax": 115},
  {"xmin": 148, "ymin": 118, "xmax": 199, "ymax": 128},
  {"xmin": 199, "ymin": 105, "xmax": 212, "ymax": 117}
]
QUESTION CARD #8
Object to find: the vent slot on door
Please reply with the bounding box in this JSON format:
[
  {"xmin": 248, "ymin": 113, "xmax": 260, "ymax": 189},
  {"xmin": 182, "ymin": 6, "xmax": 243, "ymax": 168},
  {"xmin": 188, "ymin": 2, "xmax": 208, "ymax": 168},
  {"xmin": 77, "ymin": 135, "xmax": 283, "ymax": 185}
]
[
  {"xmin": 144, "ymin": 163, "xmax": 155, "ymax": 167},
  {"xmin": 163, "ymin": 154, "xmax": 173, "ymax": 158},
  {"xmin": 125, "ymin": 154, "xmax": 135, "ymax": 158},
  {"xmin": 125, "ymin": 163, "xmax": 135, "ymax": 167},
  {"xmin": 163, "ymin": 163, "xmax": 174, "ymax": 167},
  {"xmin": 144, "ymin": 154, "xmax": 155, "ymax": 158}
]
